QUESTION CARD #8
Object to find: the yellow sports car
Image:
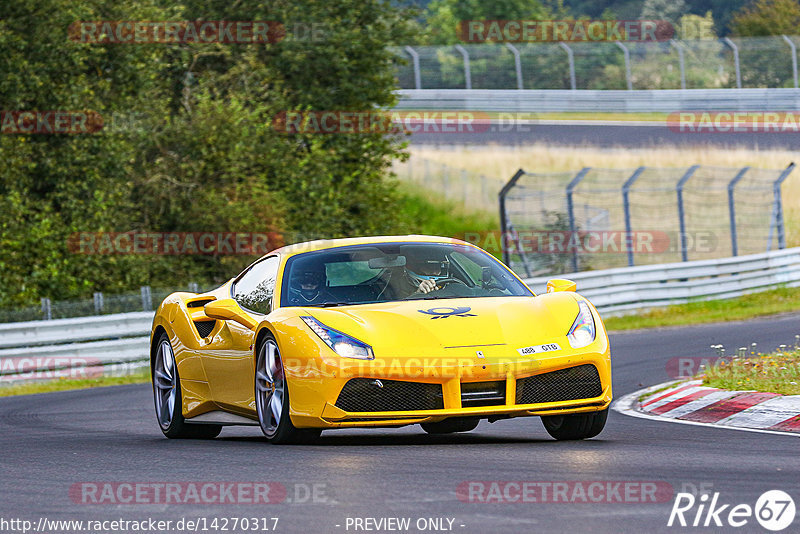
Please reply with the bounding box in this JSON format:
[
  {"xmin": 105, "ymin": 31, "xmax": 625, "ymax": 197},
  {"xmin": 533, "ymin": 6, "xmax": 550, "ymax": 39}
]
[{"xmin": 150, "ymin": 235, "xmax": 611, "ymax": 443}]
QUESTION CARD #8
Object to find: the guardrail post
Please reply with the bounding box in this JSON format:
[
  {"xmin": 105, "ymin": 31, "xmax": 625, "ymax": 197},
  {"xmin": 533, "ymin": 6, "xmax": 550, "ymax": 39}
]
[
  {"xmin": 622, "ymin": 167, "xmax": 646, "ymax": 267},
  {"xmin": 670, "ymin": 40, "xmax": 686, "ymax": 90},
  {"xmin": 404, "ymin": 46, "xmax": 421, "ymax": 90},
  {"xmin": 505, "ymin": 43, "xmax": 524, "ymax": 89},
  {"xmin": 499, "ymin": 169, "xmax": 527, "ymax": 267},
  {"xmin": 770, "ymin": 163, "xmax": 796, "ymax": 250},
  {"xmin": 615, "ymin": 42, "xmax": 633, "ymax": 90},
  {"xmin": 782, "ymin": 36, "xmax": 799, "ymax": 89},
  {"xmin": 93, "ymin": 292, "xmax": 104, "ymax": 315},
  {"xmin": 454, "ymin": 44, "xmax": 472, "ymax": 90},
  {"xmin": 722, "ymin": 38, "xmax": 742, "ymax": 89},
  {"xmin": 188, "ymin": 282, "xmax": 200, "ymax": 293},
  {"xmin": 141, "ymin": 286, "xmax": 153, "ymax": 311},
  {"xmin": 728, "ymin": 167, "xmax": 750, "ymax": 256},
  {"xmin": 41, "ymin": 298, "xmax": 52, "ymax": 321},
  {"xmin": 558, "ymin": 43, "xmax": 576, "ymax": 90},
  {"xmin": 566, "ymin": 168, "xmax": 592, "ymax": 272},
  {"xmin": 676, "ymin": 165, "xmax": 700, "ymax": 262}
]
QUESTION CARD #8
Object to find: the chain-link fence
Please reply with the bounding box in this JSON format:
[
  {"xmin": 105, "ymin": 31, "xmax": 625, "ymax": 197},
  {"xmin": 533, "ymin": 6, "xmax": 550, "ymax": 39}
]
[
  {"xmin": 0, "ymin": 283, "xmax": 205, "ymax": 324},
  {"xmin": 499, "ymin": 164, "xmax": 795, "ymax": 278},
  {"xmin": 395, "ymin": 36, "xmax": 800, "ymax": 90},
  {"xmin": 393, "ymin": 154, "xmax": 505, "ymax": 213}
]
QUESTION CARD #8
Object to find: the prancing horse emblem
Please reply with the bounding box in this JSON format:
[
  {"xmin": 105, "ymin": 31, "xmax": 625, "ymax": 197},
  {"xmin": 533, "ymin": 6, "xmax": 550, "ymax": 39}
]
[{"xmin": 417, "ymin": 306, "xmax": 476, "ymax": 319}]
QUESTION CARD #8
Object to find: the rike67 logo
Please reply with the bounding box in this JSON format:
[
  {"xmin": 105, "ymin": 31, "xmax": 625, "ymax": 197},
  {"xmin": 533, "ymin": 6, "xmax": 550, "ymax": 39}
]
[{"xmin": 668, "ymin": 490, "xmax": 796, "ymax": 531}]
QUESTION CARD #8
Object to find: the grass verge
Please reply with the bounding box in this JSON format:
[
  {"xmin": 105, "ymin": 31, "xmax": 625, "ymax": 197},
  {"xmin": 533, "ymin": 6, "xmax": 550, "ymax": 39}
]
[
  {"xmin": 703, "ymin": 348, "xmax": 800, "ymax": 396},
  {"xmin": 0, "ymin": 368, "xmax": 149, "ymax": 397},
  {"xmin": 604, "ymin": 287, "xmax": 800, "ymax": 331}
]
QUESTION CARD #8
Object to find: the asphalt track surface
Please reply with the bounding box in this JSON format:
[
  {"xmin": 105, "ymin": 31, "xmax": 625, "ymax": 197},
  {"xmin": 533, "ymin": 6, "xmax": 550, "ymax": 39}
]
[
  {"xmin": 2, "ymin": 314, "xmax": 799, "ymax": 534},
  {"xmin": 410, "ymin": 123, "xmax": 800, "ymax": 149}
]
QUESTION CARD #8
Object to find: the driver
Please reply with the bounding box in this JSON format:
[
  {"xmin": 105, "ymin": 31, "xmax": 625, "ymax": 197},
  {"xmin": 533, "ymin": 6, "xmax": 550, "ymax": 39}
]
[
  {"xmin": 288, "ymin": 269, "xmax": 335, "ymax": 305},
  {"xmin": 405, "ymin": 257, "xmax": 446, "ymax": 295}
]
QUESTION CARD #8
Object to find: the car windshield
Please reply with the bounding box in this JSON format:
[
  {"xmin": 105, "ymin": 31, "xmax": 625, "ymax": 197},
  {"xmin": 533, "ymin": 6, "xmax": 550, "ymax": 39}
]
[{"xmin": 280, "ymin": 242, "xmax": 532, "ymax": 307}]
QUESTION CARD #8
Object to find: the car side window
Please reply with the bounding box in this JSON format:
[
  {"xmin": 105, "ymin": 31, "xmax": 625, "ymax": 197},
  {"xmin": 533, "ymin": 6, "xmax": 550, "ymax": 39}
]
[{"xmin": 232, "ymin": 256, "xmax": 279, "ymax": 315}]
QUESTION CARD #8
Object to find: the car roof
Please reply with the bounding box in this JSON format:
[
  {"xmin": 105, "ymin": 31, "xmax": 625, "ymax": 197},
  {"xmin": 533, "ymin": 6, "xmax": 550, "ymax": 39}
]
[{"xmin": 272, "ymin": 235, "xmax": 473, "ymax": 258}]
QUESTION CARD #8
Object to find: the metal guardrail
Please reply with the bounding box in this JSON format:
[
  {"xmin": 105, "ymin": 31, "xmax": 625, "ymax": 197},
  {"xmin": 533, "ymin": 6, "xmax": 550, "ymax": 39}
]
[
  {"xmin": 525, "ymin": 247, "xmax": 800, "ymax": 314},
  {"xmin": 0, "ymin": 312, "xmax": 153, "ymax": 383},
  {"xmin": 396, "ymin": 88, "xmax": 800, "ymax": 113}
]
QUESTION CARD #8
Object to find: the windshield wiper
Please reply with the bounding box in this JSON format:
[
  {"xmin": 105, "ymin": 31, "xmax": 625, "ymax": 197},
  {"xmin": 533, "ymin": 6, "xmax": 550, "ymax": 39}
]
[{"xmin": 318, "ymin": 301, "xmax": 350, "ymax": 307}]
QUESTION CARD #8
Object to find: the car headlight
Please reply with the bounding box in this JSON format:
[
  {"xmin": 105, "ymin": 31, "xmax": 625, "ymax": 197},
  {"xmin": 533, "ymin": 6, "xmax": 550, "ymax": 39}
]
[
  {"xmin": 567, "ymin": 301, "xmax": 596, "ymax": 349},
  {"xmin": 301, "ymin": 316, "xmax": 374, "ymax": 360}
]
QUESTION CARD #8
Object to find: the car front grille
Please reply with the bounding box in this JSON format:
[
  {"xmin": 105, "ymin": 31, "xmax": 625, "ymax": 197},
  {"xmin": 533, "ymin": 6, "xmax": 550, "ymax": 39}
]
[
  {"xmin": 461, "ymin": 380, "xmax": 506, "ymax": 407},
  {"xmin": 335, "ymin": 379, "xmax": 444, "ymax": 412},
  {"xmin": 515, "ymin": 364, "xmax": 602, "ymax": 405}
]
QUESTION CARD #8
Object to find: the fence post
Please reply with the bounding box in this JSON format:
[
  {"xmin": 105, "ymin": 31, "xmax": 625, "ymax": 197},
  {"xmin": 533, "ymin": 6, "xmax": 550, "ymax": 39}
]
[
  {"xmin": 722, "ymin": 38, "xmax": 742, "ymax": 89},
  {"xmin": 141, "ymin": 286, "xmax": 153, "ymax": 311},
  {"xmin": 404, "ymin": 46, "xmax": 421, "ymax": 89},
  {"xmin": 188, "ymin": 282, "xmax": 200, "ymax": 293},
  {"xmin": 499, "ymin": 169, "xmax": 527, "ymax": 267},
  {"xmin": 771, "ymin": 163, "xmax": 796, "ymax": 250},
  {"xmin": 782, "ymin": 36, "xmax": 799, "ymax": 89},
  {"xmin": 622, "ymin": 167, "xmax": 646, "ymax": 267},
  {"xmin": 676, "ymin": 165, "xmax": 700, "ymax": 262},
  {"xmin": 505, "ymin": 43, "xmax": 524, "ymax": 89},
  {"xmin": 93, "ymin": 292, "xmax": 104, "ymax": 315},
  {"xmin": 670, "ymin": 40, "xmax": 686, "ymax": 89},
  {"xmin": 615, "ymin": 42, "xmax": 633, "ymax": 90},
  {"xmin": 558, "ymin": 42, "xmax": 576, "ymax": 90},
  {"xmin": 41, "ymin": 298, "xmax": 52, "ymax": 321},
  {"xmin": 566, "ymin": 168, "xmax": 592, "ymax": 272},
  {"xmin": 728, "ymin": 167, "xmax": 750, "ymax": 256},
  {"xmin": 454, "ymin": 44, "xmax": 472, "ymax": 90}
]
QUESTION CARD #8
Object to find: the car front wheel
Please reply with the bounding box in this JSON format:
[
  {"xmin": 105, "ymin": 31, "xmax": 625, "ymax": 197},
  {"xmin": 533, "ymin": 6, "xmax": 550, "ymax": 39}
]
[
  {"xmin": 255, "ymin": 336, "xmax": 321, "ymax": 444},
  {"xmin": 541, "ymin": 408, "xmax": 608, "ymax": 440}
]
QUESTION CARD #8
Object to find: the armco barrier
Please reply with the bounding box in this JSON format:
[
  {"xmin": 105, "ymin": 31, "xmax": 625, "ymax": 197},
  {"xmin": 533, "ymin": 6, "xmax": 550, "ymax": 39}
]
[
  {"xmin": 2, "ymin": 248, "xmax": 798, "ymax": 381},
  {"xmin": 524, "ymin": 247, "xmax": 800, "ymax": 314},
  {"xmin": 396, "ymin": 88, "xmax": 800, "ymax": 113},
  {"xmin": 0, "ymin": 312, "xmax": 153, "ymax": 383}
]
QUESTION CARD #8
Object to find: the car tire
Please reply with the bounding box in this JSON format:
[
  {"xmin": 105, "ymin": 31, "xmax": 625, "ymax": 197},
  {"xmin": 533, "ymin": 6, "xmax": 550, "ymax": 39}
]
[
  {"xmin": 152, "ymin": 332, "xmax": 222, "ymax": 439},
  {"xmin": 541, "ymin": 408, "xmax": 608, "ymax": 441},
  {"xmin": 421, "ymin": 417, "xmax": 480, "ymax": 434},
  {"xmin": 255, "ymin": 335, "xmax": 321, "ymax": 445}
]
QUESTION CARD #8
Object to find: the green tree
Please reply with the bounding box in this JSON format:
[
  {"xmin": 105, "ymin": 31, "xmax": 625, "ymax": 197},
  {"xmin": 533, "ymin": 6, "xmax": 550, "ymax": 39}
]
[{"xmin": 730, "ymin": 0, "xmax": 800, "ymax": 36}]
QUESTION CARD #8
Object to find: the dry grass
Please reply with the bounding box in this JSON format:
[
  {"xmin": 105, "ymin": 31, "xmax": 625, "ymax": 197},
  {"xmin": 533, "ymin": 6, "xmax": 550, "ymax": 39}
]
[{"xmin": 410, "ymin": 144, "xmax": 800, "ymax": 246}]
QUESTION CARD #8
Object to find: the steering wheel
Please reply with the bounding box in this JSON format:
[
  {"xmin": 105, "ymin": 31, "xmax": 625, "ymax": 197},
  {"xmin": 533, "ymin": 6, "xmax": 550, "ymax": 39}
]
[{"xmin": 434, "ymin": 277, "xmax": 468, "ymax": 288}]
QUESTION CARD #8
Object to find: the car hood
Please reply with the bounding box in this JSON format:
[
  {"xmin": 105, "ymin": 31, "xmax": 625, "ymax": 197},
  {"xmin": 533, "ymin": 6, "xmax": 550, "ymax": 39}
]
[{"xmin": 301, "ymin": 295, "xmax": 581, "ymax": 357}]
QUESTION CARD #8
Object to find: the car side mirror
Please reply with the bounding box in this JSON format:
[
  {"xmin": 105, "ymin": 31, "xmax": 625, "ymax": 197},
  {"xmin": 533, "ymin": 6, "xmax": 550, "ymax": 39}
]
[
  {"xmin": 546, "ymin": 279, "xmax": 577, "ymax": 293},
  {"xmin": 204, "ymin": 298, "xmax": 258, "ymax": 330}
]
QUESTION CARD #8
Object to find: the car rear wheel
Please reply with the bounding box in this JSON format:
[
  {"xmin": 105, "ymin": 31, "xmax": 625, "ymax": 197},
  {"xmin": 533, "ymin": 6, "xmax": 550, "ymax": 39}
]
[
  {"xmin": 255, "ymin": 336, "xmax": 321, "ymax": 444},
  {"xmin": 421, "ymin": 417, "xmax": 480, "ymax": 434},
  {"xmin": 152, "ymin": 333, "xmax": 221, "ymax": 439},
  {"xmin": 541, "ymin": 408, "xmax": 608, "ymax": 440}
]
